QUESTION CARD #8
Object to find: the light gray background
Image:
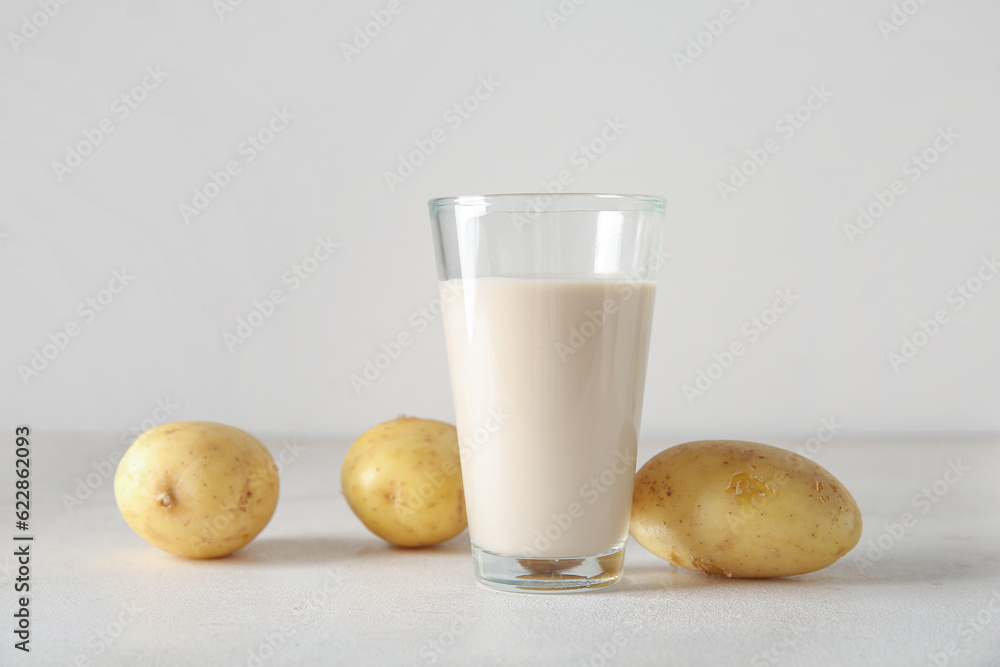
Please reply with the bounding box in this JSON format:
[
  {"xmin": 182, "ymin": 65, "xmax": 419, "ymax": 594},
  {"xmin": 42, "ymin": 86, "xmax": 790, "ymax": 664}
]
[{"xmin": 2, "ymin": 0, "xmax": 998, "ymax": 439}]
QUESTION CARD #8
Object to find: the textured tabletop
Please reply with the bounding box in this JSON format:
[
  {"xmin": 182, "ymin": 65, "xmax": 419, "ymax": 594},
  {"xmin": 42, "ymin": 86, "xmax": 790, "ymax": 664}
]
[{"xmin": 4, "ymin": 433, "xmax": 999, "ymax": 666}]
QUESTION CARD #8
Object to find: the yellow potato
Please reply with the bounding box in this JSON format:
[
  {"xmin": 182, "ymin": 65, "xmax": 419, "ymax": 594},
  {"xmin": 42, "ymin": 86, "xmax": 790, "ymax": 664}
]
[
  {"xmin": 342, "ymin": 416, "xmax": 466, "ymax": 547},
  {"xmin": 630, "ymin": 440, "xmax": 862, "ymax": 578},
  {"xmin": 114, "ymin": 421, "xmax": 279, "ymax": 559}
]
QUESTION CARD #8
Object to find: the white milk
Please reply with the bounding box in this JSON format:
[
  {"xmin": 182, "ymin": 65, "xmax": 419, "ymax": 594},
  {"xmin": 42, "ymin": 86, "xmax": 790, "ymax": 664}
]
[{"xmin": 440, "ymin": 278, "xmax": 656, "ymax": 558}]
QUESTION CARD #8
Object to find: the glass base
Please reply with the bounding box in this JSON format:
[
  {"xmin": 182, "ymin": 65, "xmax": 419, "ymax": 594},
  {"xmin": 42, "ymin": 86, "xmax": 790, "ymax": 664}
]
[{"xmin": 471, "ymin": 543, "xmax": 625, "ymax": 593}]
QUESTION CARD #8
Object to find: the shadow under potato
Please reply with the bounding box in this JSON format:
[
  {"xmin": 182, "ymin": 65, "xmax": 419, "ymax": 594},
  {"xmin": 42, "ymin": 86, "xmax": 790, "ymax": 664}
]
[
  {"xmin": 353, "ymin": 532, "xmax": 473, "ymax": 559},
  {"xmin": 224, "ymin": 536, "xmax": 369, "ymax": 565},
  {"xmin": 618, "ymin": 564, "xmax": 818, "ymax": 593},
  {"xmin": 228, "ymin": 531, "xmax": 473, "ymax": 565},
  {"xmin": 618, "ymin": 538, "xmax": 999, "ymax": 592}
]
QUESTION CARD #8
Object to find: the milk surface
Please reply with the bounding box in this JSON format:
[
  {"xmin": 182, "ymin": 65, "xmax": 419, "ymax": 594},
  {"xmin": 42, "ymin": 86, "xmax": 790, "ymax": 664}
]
[{"xmin": 440, "ymin": 278, "xmax": 656, "ymax": 557}]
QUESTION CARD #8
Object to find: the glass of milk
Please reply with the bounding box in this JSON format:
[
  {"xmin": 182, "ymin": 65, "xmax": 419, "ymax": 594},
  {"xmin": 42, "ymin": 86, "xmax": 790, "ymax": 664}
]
[{"xmin": 429, "ymin": 193, "xmax": 665, "ymax": 592}]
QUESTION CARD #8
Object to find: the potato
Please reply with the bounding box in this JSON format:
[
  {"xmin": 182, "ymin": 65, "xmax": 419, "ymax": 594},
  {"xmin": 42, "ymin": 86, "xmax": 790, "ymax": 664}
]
[
  {"xmin": 630, "ymin": 440, "xmax": 861, "ymax": 578},
  {"xmin": 114, "ymin": 421, "xmax": 279, "ymax": 559},
  {"xmin": 342, "ymin": 416, "xmax": 466, "ymax": 547}
]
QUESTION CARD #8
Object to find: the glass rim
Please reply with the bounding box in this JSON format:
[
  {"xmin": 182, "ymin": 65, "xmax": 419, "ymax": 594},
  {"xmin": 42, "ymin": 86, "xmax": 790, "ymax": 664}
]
[{"xmin": 428, "ymin": 192, "xmax": 666, "ymax": 211}]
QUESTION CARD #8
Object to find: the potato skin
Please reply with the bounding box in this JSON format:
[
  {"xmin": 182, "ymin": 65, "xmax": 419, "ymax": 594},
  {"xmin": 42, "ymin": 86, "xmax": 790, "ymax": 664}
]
[
  {"xmin": 342, "ymin": 417, "xmax": 466, "ymax": 547},
  {"xmin": 630, "ymin": 440, "xmax": 862, "ymax": 578},
  {"xmin": 114, "ymin": 421, "xmax": 279, "ymax": 559}
]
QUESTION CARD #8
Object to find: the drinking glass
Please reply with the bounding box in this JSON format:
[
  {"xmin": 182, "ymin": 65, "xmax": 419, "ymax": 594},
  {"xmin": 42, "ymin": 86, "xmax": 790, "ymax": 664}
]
[{"xmin": 429, "ymin": 193, "xmax": 665, "ymax": 592}]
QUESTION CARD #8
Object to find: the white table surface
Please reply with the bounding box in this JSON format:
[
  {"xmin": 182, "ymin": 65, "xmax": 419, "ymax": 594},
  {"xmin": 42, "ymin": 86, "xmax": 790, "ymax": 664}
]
[{"xmin": 4, "ymin": 433, "xmax": 999, "ymax": 667}]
